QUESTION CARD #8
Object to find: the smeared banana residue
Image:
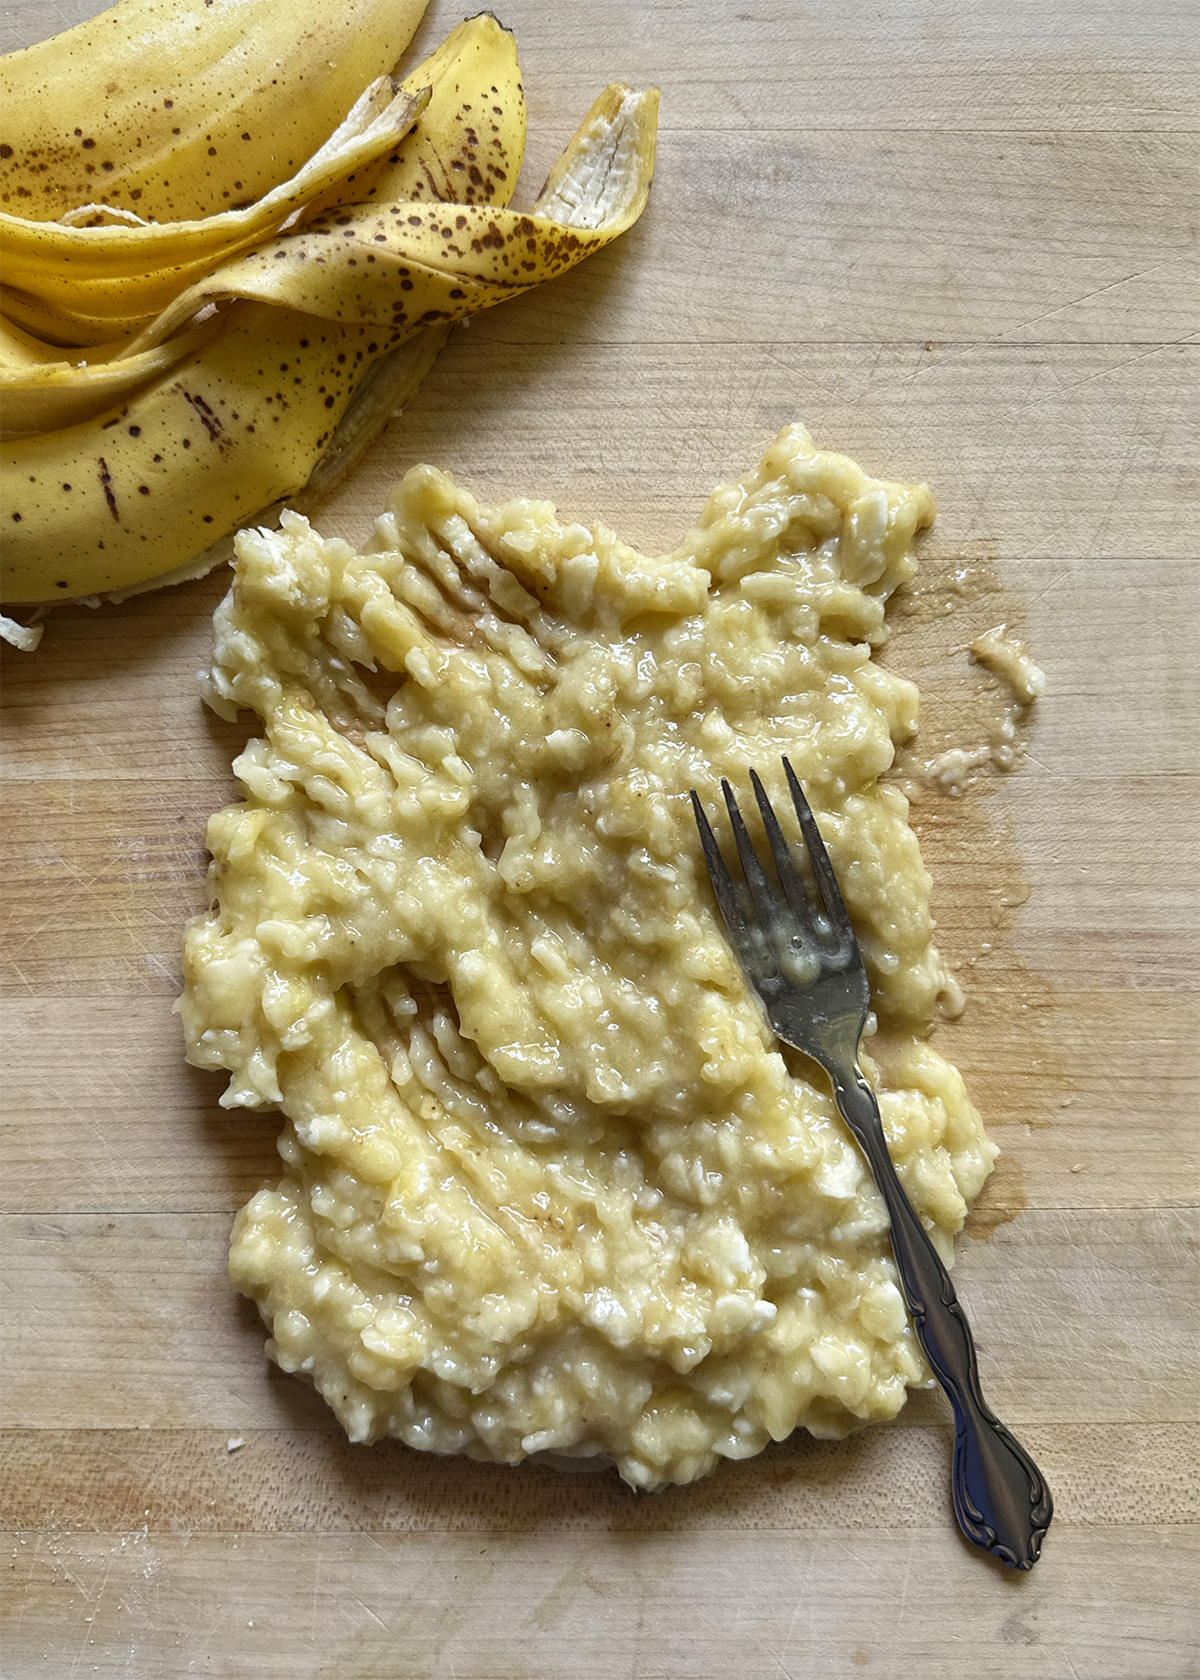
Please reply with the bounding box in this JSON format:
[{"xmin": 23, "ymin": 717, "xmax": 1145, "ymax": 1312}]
[
  {"xmin": 877, "ymin": 539, "xmax": 1067, "ymax": 1165},
  {"xmin": 914, "ymin": 622, "xmax": 1045, "ymax": 797},
  {"xmin": 887, "ymin": 554, "xmax": 1045, "ymax": 801}
]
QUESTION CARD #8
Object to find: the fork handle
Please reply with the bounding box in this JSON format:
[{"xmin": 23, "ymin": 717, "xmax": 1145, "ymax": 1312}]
[{"xmin": 832, "ymin": 1069, "xmax": 1053, "ymax": 1570}]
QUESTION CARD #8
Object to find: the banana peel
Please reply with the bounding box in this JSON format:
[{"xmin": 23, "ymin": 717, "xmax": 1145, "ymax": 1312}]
[
  {"xmin": 0, "ymin": 10, "xmax": 521, "ymax": 424},
  {"xmin": 0, "ymin": 7, "xmax": 659, "ymax": 633},
  {"xmin": 124, "ymin": 87, "xmax": 658, "ymax": 356},
  {"xmin": 0, "ymin": 318, "xmax": 226, "ymax": 439},
  {"xmin": 0, "ymin": 81, "xmax": 428, "ymax": 344},
  {"xmin": 309, "ymin": 14, "xmax": 528, "ymax": 215},
  {"xmin": 0, "ymin": 0, "xmax": 430, "ymax": 223},
  {"xmin": 2, "ymin": 86, "xmax": 658, "ymax": 604}
]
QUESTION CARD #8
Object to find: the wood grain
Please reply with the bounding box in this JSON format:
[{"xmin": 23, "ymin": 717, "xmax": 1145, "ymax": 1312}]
[
  {"xmin": 6, "ymin": 1530, "xmax": 1196, "ymax": 1680},
  {"xmin": 2, "ymin": 0, "xmax": 1198, "ymax": 1675}
]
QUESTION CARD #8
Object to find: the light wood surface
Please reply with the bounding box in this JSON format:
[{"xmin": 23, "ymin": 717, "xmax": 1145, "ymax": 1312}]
[{"xmin": 2, "ymin": 2, "xmax": 1198, "ymax": 1676}]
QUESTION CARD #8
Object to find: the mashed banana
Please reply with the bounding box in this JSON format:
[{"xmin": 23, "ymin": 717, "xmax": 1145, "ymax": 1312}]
[{"xmin": 181, "ymin": 424, "xmax": 995, "ymax": 1489}]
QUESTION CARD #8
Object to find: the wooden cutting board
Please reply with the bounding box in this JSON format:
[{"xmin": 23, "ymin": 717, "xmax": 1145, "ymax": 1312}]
[{"xmin": 2, "ymin": 2, "xmax": 1197, "ymax": 1675}]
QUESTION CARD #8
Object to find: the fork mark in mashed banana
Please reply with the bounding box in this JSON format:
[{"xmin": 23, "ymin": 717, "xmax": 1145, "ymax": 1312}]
[{"xmin": 180, "ymin": 424, "xmax": 996, "ymax": 1490}]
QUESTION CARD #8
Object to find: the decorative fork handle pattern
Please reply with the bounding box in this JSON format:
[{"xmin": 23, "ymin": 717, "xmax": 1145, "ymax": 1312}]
[{"xmin": 832, "ymin": 1068, "xmax": 1053, "ymax": 1570}]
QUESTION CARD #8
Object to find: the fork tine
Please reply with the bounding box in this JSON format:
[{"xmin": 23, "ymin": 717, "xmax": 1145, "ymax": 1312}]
[
  {"xmin": 748, "ymin": 766, "xmax": 818, "ymax": 936},
  {"xmin": 781, "ymin": 757, "xmax": 855, "ymax": 941},
  {"xmin": 689, "ymin": 789, "xmax": 758, "ymax": 969},
  {"xmin": 721, "ymin": 777, "xmax": 784, "ymax": 935}
]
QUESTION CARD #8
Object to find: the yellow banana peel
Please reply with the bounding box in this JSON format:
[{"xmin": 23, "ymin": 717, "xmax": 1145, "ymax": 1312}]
[
  {"xmin": 2, "ymin": 87, "xmax": 658, "ymax": 605},
  {"xmin": 0, "ymin": 6, "xmax": 659, "ymax": 626},
  {"xmin": 125, "ymin": 86, "xmax": 658, "ymax": 357},
  {"xmin": 0, "ymin": 318, "xmax": 222, "ymax": 438},
  {"xmin": 1, "ymin": 15, "xmax": 528, "ymax": 434},
  {"xmin": 0, "ymin": 81, "xmax": 428, "ymax": 344},
  {"xmin": 308, "ymin": 13, "xmax": 528, "ymax": 216},
  {"xmin": 0, "ymin": 0, "xmax": 430, "ymax": 223},
  {"xmin": 0, "ymin": 2, "xmax": 533, "ymax": 346}
]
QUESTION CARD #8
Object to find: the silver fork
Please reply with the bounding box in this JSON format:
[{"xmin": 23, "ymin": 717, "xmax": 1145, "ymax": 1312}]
[{"xmin": 690, "ymin": 758, "xmax": 1053, "ymax": 1570}]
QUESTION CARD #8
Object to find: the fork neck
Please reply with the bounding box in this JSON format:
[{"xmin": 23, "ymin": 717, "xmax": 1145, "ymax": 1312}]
[{"xmin": 821, "ymin": 1058, "xmax": 889, "ymax": 1162}]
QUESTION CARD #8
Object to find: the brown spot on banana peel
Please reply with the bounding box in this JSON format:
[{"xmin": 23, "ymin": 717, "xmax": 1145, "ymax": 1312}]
[
  {"xmin": 180, "ymin": 387, "xmax": 224, "ymax": 446},
  {"xmin": 97, "ymin": 456, "xmax": 119, "ymax": 521}
]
